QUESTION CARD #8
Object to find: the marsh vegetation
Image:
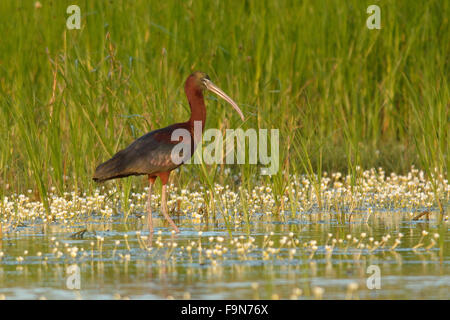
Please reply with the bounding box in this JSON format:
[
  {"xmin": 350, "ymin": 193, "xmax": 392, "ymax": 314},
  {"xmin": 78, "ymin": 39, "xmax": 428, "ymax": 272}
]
[{"xmin": 0, "ymin": 0, "xmax": 448, "ymax": 299}]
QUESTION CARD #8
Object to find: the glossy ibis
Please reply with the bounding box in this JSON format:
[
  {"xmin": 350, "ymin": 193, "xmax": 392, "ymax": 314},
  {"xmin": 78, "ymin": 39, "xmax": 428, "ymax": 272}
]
[{"xmin": 93, "ymin": 72, "xmax": 244, "ymax": 234}]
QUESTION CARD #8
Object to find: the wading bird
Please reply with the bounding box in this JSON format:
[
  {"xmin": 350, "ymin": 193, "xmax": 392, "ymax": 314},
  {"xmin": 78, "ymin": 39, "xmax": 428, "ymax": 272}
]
[{"xmin": 93, "ymin": 72, "xmax": 244, "ymax": 234}]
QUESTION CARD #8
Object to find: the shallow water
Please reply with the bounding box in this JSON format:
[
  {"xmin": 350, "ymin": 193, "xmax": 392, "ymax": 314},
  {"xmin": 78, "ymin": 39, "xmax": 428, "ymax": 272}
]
[{"xmin": 0, "ymin": 210, "xmax": 448, "ymax": 300}]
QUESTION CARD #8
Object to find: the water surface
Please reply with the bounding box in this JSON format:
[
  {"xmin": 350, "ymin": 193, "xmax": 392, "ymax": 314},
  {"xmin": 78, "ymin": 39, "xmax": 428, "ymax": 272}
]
[{"xmin": 0, "ymin": 211, "xmax": 448, "ymax": 299}]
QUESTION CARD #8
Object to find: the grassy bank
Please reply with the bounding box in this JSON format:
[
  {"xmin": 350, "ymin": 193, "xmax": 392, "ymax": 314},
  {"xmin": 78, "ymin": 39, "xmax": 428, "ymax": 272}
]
[{"xmin": 0, "ymin": 0, "xmax": 448, "ymax": 213}]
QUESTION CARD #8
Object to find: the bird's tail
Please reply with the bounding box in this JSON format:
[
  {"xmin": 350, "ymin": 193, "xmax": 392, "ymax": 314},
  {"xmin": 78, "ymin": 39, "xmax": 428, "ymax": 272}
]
[{"xmin": 93, "ymin": 151, "xmax": 131, "ymax": 182}]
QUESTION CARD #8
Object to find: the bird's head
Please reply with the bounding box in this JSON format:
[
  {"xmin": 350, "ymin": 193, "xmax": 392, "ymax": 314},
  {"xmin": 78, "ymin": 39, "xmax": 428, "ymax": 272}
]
[{"xmin": 188, "ymin": 71, "xmax": 245, "ymax": 121}]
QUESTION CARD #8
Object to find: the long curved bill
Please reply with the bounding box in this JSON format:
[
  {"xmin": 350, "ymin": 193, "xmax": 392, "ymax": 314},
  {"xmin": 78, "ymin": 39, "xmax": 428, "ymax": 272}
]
[{"xmin": 204, "ymin": 79, "xmax": 245, "ymax": 121}]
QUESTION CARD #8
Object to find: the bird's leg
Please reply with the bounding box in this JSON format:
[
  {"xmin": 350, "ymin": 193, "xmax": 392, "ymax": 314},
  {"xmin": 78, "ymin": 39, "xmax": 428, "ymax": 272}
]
[
  {"xmin": 147, "ymin": 176, "xmax": 156, "ymax": 235},
  {"xmin": 161, "ymin": 184, "xmax": 180, "ymax": 233}
]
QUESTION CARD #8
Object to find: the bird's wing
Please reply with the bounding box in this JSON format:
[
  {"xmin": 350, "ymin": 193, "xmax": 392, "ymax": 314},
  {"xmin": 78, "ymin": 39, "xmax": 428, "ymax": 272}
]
[
  {"xmin": 123, "ymin": 130, "xmax": 182, "ymax": 174},
  {"xmin": 93, "ymin": 125, "xmax": 190, "ymax": 181}
]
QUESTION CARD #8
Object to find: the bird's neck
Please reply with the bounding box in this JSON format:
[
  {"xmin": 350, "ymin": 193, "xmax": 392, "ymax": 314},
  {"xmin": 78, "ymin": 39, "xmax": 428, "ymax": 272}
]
[{"xmin": 185, "ymin": 81, "xmax": 206, "ymax": 131}]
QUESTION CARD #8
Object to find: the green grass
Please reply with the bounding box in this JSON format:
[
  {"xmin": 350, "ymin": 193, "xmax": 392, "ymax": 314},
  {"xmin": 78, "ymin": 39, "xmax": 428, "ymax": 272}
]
[{"xmin": 0, "ymin": 0, "xmax": 448, "ymax": 214}]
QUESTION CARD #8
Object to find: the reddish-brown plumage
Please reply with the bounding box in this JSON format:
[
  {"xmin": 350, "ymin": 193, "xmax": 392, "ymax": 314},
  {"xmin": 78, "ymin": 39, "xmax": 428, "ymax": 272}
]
[
  {"xmin": 151, "ymin": 75, "xmax": 207, "ymax": 146},
  {"xmin": 93, "ymin": 71, "xmax": 244, "ymax": 234},
  {"xmin": 93, "ymin": 73, "xmax": 208, "ymax": 182}
]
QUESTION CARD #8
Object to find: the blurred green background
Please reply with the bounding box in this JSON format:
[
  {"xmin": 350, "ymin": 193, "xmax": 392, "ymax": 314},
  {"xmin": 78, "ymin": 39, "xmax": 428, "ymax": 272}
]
[{"xmin": 0, "ymin": 1, "xmax": 448, "ymax": 205}]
